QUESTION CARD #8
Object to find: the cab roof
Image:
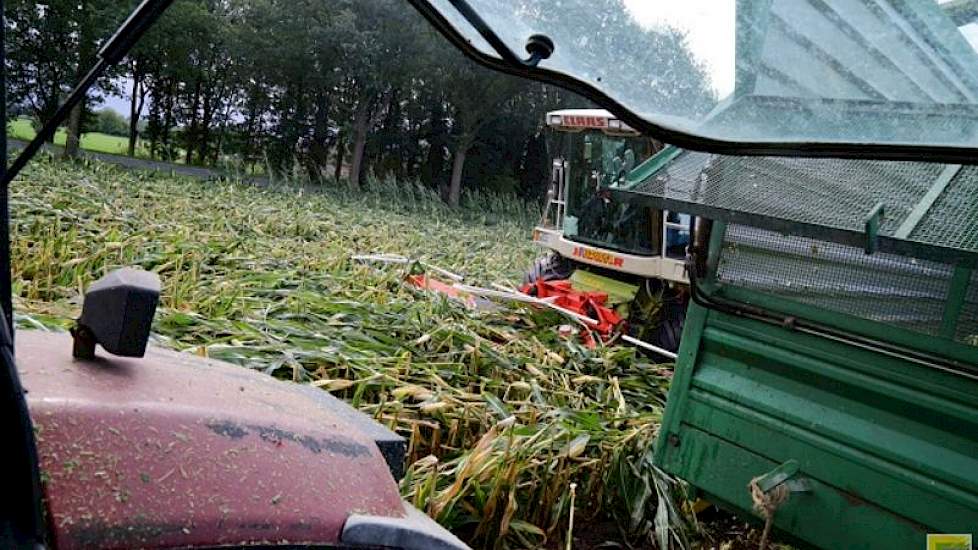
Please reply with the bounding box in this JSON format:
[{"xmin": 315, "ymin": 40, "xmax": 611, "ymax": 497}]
[{"xmin": 546, "ymin": 109, "xmax": 640, "ymax": 136}]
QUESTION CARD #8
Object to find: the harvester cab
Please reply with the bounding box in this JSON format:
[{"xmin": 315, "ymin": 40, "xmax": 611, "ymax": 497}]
[
  {"xmin": 529, "ymin": 109, "xmax": 693, "ymax": 353},
  {"xmin": 536, "ymin": 109, "xmax": 691, "ymax": 281},
  {"xmin": 410, "ymin": 0, "xmax": 978, "ymax": 548}
]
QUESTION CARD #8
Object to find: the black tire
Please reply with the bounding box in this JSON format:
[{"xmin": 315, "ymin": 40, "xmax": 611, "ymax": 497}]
[
  {"xmin": 523, "ymin": 254, "xmax": 575, "ymax": 286},
  {"xmin": 649, "ymin": 291, "xmax": 687, "ymax": 353}
]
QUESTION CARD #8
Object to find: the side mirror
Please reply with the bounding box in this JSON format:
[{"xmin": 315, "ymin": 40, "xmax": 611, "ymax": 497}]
[{"xmin": 71, "ymin": 268, "xmax": 161, "ymax": 359}]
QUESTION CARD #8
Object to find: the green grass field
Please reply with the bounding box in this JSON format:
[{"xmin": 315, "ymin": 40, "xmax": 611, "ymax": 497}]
[{"xmin": 8, "ymin": 117, "xmax": 151, "ymax": 157}]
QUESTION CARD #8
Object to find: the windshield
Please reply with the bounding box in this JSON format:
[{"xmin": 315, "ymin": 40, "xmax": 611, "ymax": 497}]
[
  {"xmin": 555, "ymin": 130, "xmax": 659, "ymax": 254},
  {"xmin": 421, "ymin": 0, "xmax": 978, "ymax": 155}
]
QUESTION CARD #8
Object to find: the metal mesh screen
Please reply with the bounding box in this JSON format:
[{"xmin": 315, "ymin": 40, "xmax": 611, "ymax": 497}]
[
  {"xmin": 956, "ymin": 270, "xmax": 978, "ymax": 345},
  {"xmin": 911, "ymin": 165, "xmax": 978, "ymax": 251},
  {"xmin": 627, "ymin": 150, "xmax": 974, "ymax": 257},
  {"xmin": 625, "ymin": 150, "xmax": 978, "ymax": 348},
  {"xmin": 717, "ymin": 225, "xmax": 955, "ymax": 337}
]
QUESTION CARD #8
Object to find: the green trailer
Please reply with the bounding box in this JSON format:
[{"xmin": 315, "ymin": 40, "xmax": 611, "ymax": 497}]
[
  {"xmin": 618, "ymin": 149, "xmax": 978, "ymax": 548},
  {"xmin": 514, "ymin": 7, "xmax": 978, "ymax": 540}
]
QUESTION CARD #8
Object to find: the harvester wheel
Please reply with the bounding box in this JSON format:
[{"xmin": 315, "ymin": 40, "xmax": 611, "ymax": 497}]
[
  {"xmin": 523, "ymin": 254, "xmax": 574, "ymax": 286},
  {"xmin": 650, "ymin": 291, "xmax": 687, "ymax": 353}
]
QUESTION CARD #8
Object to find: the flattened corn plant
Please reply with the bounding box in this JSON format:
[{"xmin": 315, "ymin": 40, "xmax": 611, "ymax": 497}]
[{"xmin": 11, "ymin": 156, "xmax": 696, "ymax": 549}]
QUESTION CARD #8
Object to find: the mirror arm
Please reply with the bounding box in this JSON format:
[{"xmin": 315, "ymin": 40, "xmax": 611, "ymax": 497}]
[
  {"xmin": 69, "ymin": 325, "xmax": 97, "ymax": 360},
  {"xmin": 444, "ymin": 0, "xmax": 553, "ymax": 67}
]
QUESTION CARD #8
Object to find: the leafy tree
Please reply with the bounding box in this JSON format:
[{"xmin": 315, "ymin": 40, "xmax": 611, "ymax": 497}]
[
  {"xmin": 6, "ymin": 1, "xmax": 76, "ymax": 132},
  {"xmin": 338, "ymin": 0, "xmax": 426, "ymax": 188},
  {"xmin": 444, "ymin": 66, "xmax": 526, "ymax": 206},
  {"xmin": 94, "ymin": 108, "xmax": 129, "ymax": 136},
  {"xmin": 6, "ymin": 0, "xmax": 130, "ymax": 155}
]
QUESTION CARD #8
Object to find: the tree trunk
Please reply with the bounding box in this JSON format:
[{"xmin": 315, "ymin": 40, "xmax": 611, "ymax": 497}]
[
  {"xmin": 127, "ymin": 80, "xmax": 139, "ymax": 157},
  {"xmin": 307, "ymin": 91, "xmax": 331, "ymax": 180},
  {"xmin": 127, "ymin": 72, "xmax": 145, "ymax": 158},
  {"xmin": 334, "ymin": 132, "xmax": 345, "ymax": 182},
  {"xmin": 448, "ymin": 144, "xmax": 468, "ymax": 208},
  {"xmin": 185, "ymin": 79, "xmax": 202, "ymax": 165},
  {"xmin": 211, "ymin": 103, "xmax": 234, "ymax": 167},
  {"xmin": 242, "ymin": 92, "xmax": 262, "ymax": 168},
  {"xmin": 348, "ymin": 99, "xmax": 372, "ymax": 189},
  {"xmin": 64, "ymin": 0, "xmax": 93, "ymax": 157},
  {"xmin": 63, "ymin": 102, "xmax": 84, "ymax": 159},
  {"xmin": 162, "ymin": 80, "xmax": 176, "ymax": 160},
  {"xmin": 37, "ymin": 99, "xmax": 59, "ymax": 143},
  {"xmin": 197, "ymin": 82, "xmax": 222, "ymax": 165}
]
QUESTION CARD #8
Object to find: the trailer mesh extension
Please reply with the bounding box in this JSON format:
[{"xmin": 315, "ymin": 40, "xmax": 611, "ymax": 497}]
[
  {"xmin": 621, "ymin": 150, "xmax": 978, "ymax": 346},
  {"xmin": 718, "ymin": 225, "xmax": 959, "ymax": 338},
  {"xmin": 628, "ymin": 150, "xmax": 978, "ymax": 256}
]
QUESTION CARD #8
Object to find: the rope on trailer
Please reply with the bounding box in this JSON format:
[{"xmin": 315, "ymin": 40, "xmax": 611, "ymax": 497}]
[{"xmin": 748, "ymin": 476, "xmax": 790, "ymax": 550}]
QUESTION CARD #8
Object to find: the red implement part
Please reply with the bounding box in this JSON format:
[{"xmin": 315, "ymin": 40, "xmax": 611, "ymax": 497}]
[
  {"xmin": 16, "ymin": 330, "xmax": 405, "ymax": 549},
  {"xmin": 520, "ymin": 280, "xmax": 624, "ymax": 346},
  {"xmin": 407, "ymin": 274, "xmax": 477, "ymax": 308}
]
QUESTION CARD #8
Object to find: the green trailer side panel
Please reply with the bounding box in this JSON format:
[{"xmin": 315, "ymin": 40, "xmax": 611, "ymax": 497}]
[
  {"xmin": 670, "ymin": 429, "xmax": 927, "ymax": 547},
  {"xmin": 655, "ymin": 303, "xmax": 978, "ymax": 549}
]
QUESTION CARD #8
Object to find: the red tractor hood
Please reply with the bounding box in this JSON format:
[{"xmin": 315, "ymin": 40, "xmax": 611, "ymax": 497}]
[{"xmin": 16, "ymin": 330, "xmax": 407, "ymax": 549}]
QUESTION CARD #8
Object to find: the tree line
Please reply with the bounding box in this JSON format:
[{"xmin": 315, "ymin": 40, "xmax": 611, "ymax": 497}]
[{"xmin": 6, "ymin": 0, "xmax": 713, "ymax": 205}]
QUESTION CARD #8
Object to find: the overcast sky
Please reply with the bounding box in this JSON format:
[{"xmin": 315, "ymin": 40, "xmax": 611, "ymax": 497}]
[
  {"xmin": 621, "ymin": 0, "xmax": 978, "ymax": 97},
  {"xmin": 100, "ymin": 78, "xmax": 133, "ymax": 115},
  {"xmin": 623, "ymin": 0, "xmax": 735, "ymax": 96}
]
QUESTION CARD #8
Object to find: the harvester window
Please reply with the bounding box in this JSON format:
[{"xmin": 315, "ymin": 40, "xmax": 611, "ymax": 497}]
[
  {"xmin": 664, "ymin": 212, "xmax": 691, "ymax": 259},
  {"xmin": 556, "ymin": 130, "xmax": 659, "ymax": 256}
]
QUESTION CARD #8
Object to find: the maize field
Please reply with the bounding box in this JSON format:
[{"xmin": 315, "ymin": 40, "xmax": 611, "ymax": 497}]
[{"xmin": 11, "ymin": 156, "xmax": 763, "ymax": 549}]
